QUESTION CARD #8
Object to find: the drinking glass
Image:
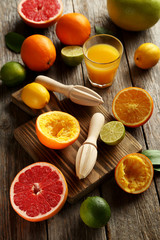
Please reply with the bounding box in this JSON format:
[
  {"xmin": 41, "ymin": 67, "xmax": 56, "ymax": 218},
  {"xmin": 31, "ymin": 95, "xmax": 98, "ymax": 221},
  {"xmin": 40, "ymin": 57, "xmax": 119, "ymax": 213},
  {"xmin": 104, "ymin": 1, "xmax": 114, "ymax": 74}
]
[{"xmin": 83, "ymin": 34, "xmax": 123, "ymax": 88}]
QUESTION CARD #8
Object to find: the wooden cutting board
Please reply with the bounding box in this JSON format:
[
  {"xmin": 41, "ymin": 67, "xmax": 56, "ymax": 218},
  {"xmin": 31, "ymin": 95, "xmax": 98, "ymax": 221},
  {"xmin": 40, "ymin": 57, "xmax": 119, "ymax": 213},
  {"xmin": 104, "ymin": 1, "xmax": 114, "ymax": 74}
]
[{"xmin": 12, "ymin": 90, "xmax": 142, "ymax": 203}]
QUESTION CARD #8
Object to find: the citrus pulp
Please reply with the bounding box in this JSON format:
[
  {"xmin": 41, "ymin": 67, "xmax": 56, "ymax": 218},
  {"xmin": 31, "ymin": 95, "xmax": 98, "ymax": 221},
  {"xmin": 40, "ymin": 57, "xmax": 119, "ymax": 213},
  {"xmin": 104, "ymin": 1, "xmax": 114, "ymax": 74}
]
[
  {"xmin": 21, "ymin": 34, "xmax": 56, "ymax": 71},
  {"xmin": 10, "ymin": 162, "xmax": 68, "ymax": 222},
  {"xmin": 56, "ymin": 13, "xmax": 91, "ymax": 45},
  {"xmin": 112, "ymin": 87, "xmax": 154, "ymax": 128},
  {"xmin": 134, "ymin": 43, "xmax": 160, "ymax": 69},
  {"xmin": 36, "ymin": 111, "xmax": 80, "ymax": 149},
  {"xmin": 100, "ymin": 121, "xmax": 125, "ymax": 145},
  {"xmin": 107, "ymin": 0, "xmax": 160, "ymax": 31},
  {"xmin": 18, "ymin": 0, "xmax": 63, "ymax": 28},
  {"xmin": 80, "ymin": 196, "xmax": 111, "ymax": 228},
  {"xmin": 21, "ymin": 82, "xmax": 50, "ymax": 109},
  {"xmin": 115, "ymin": 153, "xmax": 154, "ymax": 194},
  {"xmin": 0, "ymin": 61, "xmax": 26, "ymax": 87}
]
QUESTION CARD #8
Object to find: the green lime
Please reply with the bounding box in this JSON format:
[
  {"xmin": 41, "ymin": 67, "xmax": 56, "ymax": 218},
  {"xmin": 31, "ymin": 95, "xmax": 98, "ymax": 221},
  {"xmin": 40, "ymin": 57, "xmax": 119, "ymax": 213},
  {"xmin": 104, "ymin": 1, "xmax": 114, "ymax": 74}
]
[
  {"xmin": 0, "ymin": 61, "xmax": 26, "ymax": 87},
  {"xmin": 80, "ymin": 196, "xmax": 111, "ymax": 228},
  {"xmin": 100, "ymin": 121, "xmax": 125, "ymax": 146},
  {"xmin": 61, "ymin": 46, "xmax": 84, "ymax": 67}
]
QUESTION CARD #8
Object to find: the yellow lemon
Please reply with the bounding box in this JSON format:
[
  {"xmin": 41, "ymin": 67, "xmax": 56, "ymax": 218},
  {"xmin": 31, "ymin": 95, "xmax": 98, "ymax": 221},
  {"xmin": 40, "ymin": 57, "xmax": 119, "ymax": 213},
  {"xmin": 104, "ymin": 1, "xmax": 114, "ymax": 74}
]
[
  {"xmin": 134, "ymin": 43, "xmax": 160, "ymax": 69},
  {"xmin": 21, "ymin": 82, "xmax": 50, "ymax": 109}
]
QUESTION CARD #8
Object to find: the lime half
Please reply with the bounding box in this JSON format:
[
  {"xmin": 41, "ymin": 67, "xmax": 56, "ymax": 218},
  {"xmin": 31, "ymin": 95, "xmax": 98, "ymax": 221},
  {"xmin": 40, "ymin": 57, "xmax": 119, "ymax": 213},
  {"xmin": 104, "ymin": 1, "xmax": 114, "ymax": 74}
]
[
  {"xmin": 61, "ymin": 46, "xmax": 84, "ymax": 66},
  {"xmin": 80, "ymin": 196, "xmax": 111, "ymax": 228},
  {"xmin": 100, "ymin": 121, "xmax": 125, "ymax": 145}
]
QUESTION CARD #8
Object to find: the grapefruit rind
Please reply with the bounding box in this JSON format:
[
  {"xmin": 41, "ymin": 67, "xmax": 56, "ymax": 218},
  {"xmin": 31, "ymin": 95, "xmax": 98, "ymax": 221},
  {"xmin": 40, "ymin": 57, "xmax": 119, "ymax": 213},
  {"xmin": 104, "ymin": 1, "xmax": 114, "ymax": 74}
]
[
  {"xmin": 112, "ymin": 87, "xmax": 154, "ymax": 128},
  {"xmin": 10, "ymin": 162, "xmax": 68, "ymax": 222},
  {"xmin": 17, "ymin": 0, "xmax": 63, "ymax": 28},
  {"xmin": 115, "ymin": 153, "xmax": 154, "ymax": 194}
]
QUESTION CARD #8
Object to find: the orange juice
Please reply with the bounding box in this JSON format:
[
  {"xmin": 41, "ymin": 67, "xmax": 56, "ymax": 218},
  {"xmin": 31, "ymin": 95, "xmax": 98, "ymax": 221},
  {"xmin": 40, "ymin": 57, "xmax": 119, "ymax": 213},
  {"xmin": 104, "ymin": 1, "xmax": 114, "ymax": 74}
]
[{"xmin": 85, "ymin": 44, "xmax": 120, "ymax": 87}]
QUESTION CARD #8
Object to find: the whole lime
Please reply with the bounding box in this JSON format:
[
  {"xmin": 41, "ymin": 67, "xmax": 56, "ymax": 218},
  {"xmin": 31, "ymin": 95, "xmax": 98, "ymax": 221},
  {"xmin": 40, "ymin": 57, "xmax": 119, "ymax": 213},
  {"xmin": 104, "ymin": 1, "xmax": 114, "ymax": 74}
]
[
  {"xmin": 107, "ymin": 0, "xmax": 160, "ymax": 31},
  {"xmin": 80, "ymin": 196, "xmax": 111, "ymax": 228},
  {"xmin": 0, "ymin": 61, "xmax": 26, "ymax": 87}
]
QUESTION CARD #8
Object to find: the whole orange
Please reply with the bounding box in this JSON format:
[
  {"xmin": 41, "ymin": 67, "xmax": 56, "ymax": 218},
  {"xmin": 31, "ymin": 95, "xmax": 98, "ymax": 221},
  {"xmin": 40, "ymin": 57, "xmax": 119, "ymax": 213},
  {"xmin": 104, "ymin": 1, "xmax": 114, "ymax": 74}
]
[
  {"xmin": 56, "ymin": 13, "xmax": 91, "ymax": 45},
  {"xmin": 21, "ymin": 34, "xmax": 56, "ymax": 71}
]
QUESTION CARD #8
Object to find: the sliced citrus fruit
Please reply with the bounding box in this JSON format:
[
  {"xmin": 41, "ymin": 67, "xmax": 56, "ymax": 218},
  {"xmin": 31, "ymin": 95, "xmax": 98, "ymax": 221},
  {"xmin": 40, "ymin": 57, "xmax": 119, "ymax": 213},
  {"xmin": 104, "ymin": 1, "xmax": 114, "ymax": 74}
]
[
  {"xmin": 61, "ymin": 46, "xmax": 84, "ymax": 67},
  {"xmin": 80, "ymin": 196, "xmax": 111, "ymax": 228},
  {"xmin": 36, "ymin": 111, "xmax": 80, "ymax": 149},
  {"xmin": 17, "ymin": 0, "xmax": 63, "ymax": 28},
  {"xmin": 134, "ymin": 43, "xmax": 160, "ymax": 69},
  {"xmin": 115, "ymin": 153, "xmax": 154, "ymax": 194},
  {"xmin": 100, "ymin": 121, "xmax": 125, "ymax": 145},
  {"xmin": 10, "ymin": 162, "xmax": 68, "ymax": 222},
  {"xmin": 112, "ymin": 87, "xmax": 153, "ymax": 128},
  {"xmin": 21, "ymin": 82, "xmax": 50, "ymax": 109}
]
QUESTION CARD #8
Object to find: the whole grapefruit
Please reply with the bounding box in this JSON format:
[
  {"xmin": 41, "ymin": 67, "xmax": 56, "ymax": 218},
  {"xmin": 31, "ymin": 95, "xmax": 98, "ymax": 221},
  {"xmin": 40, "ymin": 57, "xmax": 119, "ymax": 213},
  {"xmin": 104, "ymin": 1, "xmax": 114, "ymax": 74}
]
[{"xmin": 107, "ymin": 0, "xmax": 160, "ymax": 31}]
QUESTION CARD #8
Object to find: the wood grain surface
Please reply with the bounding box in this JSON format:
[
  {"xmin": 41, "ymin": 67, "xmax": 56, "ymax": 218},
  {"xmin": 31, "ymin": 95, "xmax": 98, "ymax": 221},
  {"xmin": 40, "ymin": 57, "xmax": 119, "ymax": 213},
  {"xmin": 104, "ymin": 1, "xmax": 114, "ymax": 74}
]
[
  {"xmin": 13, "ymin": 90, "xmax": 142, "ymax": 203},
  {"xmin": 1, "ymin": 0, "xmax": 160, "ymax": 239}
]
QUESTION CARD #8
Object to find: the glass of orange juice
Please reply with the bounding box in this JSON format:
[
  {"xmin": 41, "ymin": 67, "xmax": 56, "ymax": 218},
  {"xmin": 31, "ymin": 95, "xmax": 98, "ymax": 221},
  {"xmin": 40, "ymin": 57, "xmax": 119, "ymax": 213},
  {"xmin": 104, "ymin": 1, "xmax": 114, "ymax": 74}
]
[{"xmin": 83, "ymin": 34, "xmax": 123, "ymax": 88}]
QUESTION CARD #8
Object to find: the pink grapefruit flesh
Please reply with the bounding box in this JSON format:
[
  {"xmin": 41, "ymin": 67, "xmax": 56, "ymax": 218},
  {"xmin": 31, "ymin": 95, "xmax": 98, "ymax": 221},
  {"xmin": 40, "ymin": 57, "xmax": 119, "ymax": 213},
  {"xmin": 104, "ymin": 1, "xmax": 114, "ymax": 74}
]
[
  {"xmin": 10, "ymin": 162, "xmax": 68, "ymax": 222},
  {"xmin": 18, "ymin": 0, "xmax": 63, "ymax": 28}
]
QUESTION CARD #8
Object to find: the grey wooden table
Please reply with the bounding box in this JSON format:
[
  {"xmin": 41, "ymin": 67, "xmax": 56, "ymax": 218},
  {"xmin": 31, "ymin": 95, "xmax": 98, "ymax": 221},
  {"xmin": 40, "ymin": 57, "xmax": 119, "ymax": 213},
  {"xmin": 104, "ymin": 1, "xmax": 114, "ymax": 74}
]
[{"xmin": 1, "ymin": 0, "xmax": 160, "ymax": 239}]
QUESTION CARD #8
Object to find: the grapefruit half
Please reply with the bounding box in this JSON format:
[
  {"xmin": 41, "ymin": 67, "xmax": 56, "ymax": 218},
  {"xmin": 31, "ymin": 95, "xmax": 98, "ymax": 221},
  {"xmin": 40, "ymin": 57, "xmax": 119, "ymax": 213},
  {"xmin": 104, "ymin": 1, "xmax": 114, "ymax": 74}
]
[
  {"xmin": 10, "ymin": 162, "xmax": 68, "ymax": 222},
  {"xmin": 17, "ymin": 0, "xmax": 63, "ymax": 28}
]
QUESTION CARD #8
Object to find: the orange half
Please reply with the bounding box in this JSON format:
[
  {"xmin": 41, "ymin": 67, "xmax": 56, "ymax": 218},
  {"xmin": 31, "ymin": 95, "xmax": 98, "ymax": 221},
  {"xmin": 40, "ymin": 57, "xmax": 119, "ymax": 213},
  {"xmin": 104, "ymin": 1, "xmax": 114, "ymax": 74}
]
[
  {"xmin": 115, "ymin": 153, "xmax": 154, "ymax": 194},
  {"xmin": 36, "ymin": 111, "xmax": 80, "ymax": 149},
  {"xmin": 112, "ymin": 87, "xmax": 153, "ymax": 127}
]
